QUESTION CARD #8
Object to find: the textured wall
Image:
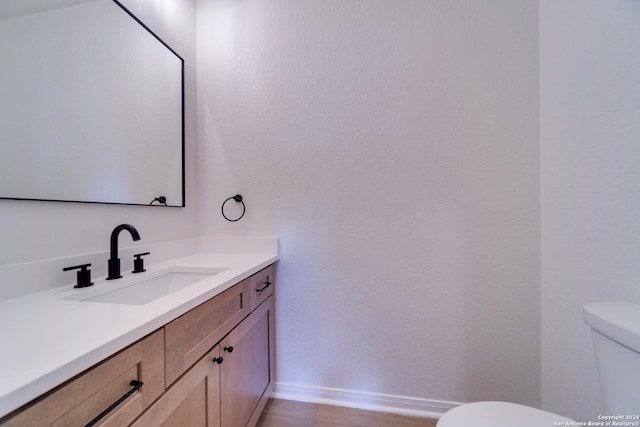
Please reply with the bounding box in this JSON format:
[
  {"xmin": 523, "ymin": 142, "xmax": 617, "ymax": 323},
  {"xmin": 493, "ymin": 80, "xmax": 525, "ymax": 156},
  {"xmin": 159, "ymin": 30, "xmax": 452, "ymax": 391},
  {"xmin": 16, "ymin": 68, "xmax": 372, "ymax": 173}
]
[
  {"xmin": 0, "ymin": 0, "xmax": 197, "ymax": 269},
  {"xmin": 540, "ymin": 0, "xmax": 640, "ymax": 419},
  {"xmin": 197, "ymin": 0, "xmax": 539, "ymax": 407}
]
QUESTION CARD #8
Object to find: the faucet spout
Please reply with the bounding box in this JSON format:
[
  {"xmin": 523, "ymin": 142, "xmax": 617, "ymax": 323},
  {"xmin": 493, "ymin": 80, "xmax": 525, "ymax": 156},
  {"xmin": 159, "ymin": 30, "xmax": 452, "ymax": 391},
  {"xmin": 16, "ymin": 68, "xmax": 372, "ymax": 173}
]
[{"xmin": 107, "ymin": 224, "xmax": 141, "ymax": 280}]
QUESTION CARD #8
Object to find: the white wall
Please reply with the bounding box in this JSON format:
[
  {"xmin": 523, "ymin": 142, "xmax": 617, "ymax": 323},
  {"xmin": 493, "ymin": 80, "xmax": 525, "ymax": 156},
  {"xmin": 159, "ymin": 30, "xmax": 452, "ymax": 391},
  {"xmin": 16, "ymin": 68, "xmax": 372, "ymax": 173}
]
[
  {"xmin": 197, "ymin": 0, "xmax": 540, "ymax": 409},
  {"xmin": 0, "ymin": 0, "xmax": 197, "ymax": 273},
  {"xmin": 540, "ymin": 0, "xmax": 640, "ymax": 419}
]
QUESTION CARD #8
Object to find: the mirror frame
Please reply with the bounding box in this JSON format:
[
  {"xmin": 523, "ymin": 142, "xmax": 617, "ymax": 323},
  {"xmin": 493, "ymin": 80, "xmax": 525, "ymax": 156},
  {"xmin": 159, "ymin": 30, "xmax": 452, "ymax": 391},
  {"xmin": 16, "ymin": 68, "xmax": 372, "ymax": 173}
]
[{"xmin": 0, "ymin": 0, "xmax": 185, "ymax": 207}]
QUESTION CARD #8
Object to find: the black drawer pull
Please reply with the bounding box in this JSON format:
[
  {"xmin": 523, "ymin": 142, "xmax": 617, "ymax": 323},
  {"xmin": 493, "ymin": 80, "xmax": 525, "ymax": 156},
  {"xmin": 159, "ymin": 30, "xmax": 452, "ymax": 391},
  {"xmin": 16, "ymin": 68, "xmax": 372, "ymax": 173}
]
[
  {"xmin": 85, "ymin": 380, "xmax": 143, "ymax": 427},
  {"xmin": 256, "ymin": 278, "xmax": 271, "ymax": 293}
]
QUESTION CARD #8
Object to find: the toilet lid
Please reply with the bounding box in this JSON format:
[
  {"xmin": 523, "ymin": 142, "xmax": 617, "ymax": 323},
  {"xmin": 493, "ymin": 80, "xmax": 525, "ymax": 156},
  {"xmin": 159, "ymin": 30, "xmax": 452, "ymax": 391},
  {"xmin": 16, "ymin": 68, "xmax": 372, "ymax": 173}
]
[{"xmin": 437, "ymin": 401, "xmax": 574, "ymax": 427}]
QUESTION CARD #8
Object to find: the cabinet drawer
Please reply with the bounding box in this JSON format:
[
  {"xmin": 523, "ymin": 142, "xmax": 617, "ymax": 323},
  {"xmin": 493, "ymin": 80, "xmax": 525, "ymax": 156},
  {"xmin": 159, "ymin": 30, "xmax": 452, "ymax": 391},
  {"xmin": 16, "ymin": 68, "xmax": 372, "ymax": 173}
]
[
  {"xmin": 165, "ymin": 280, "xmax": 250, "ymax": 385},
  {"xmin": 249, "ymin": 265, "xmax": 275, "ymax": 311},
  {"xmin": 2, "ymin": 329, "xmax": 164, "ymax": 427}
]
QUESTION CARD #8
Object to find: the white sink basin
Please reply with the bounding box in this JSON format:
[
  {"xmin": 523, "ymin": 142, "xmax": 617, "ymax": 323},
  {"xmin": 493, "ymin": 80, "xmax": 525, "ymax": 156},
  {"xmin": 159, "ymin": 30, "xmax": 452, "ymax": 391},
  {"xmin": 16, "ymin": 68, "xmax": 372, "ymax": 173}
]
[{"xmin": 63, "ymin": 267, "xmax": 227, "ymax": 305}]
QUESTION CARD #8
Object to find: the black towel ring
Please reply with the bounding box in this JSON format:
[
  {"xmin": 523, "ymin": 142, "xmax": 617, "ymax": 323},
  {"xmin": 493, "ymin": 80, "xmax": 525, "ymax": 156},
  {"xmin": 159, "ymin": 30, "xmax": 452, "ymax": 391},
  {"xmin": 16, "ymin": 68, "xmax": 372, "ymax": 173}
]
[
  {"xmin": 221, "ymin": 194, "xmax": 245, "ymax": 222},
  {"xmin": 149, "ymin": 196, "xmax": 167, "ymax": 206}
]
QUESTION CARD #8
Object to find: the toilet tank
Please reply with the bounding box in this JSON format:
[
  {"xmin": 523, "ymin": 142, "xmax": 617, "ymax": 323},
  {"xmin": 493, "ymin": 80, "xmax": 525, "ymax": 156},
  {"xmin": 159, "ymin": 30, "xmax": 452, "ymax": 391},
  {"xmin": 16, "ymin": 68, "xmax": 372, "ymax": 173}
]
[{"xmin": 584, "ymin": 301, "xmax": 640, "ymax": 414}]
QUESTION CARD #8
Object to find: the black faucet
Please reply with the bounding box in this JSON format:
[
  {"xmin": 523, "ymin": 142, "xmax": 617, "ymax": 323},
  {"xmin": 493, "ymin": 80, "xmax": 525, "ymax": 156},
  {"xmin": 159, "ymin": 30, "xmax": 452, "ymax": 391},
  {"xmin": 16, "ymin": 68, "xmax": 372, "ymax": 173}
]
[{"xmin": 107, "ymin": 224, "xmax": 140, "ymax": 280}]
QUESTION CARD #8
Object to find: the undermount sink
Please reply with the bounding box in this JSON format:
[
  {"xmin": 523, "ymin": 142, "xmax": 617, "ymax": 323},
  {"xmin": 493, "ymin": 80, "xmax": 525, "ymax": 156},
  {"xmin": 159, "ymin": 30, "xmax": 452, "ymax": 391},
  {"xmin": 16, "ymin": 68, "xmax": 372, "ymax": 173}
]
[{"xmin": 63, "ymin": 267, "xmax": 227, "ymax": 305}]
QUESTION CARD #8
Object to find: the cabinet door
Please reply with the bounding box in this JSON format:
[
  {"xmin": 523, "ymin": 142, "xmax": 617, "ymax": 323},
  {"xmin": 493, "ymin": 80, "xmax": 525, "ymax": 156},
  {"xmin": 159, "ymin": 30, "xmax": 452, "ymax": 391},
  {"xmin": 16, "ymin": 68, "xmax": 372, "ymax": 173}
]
[
  {"xmin": 220, "ymin": 296, "xmax": 274, "ymax": 427},
  {"xmin": 132, "ymin": 346, "xmax": 222, "ymax": 427}
]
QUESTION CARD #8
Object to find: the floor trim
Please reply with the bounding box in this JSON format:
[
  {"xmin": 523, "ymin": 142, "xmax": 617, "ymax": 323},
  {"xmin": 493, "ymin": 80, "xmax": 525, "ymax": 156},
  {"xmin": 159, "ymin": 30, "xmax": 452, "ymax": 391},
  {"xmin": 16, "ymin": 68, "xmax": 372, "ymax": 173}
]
[{"xmin": 272, "ymin": 382, "xmax": 460, "ymax": 419}]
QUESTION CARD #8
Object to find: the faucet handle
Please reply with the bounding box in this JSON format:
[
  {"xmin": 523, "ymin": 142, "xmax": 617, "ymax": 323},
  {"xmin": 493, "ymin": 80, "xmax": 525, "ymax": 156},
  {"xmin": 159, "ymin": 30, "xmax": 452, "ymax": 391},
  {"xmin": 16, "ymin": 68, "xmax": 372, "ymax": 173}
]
[
  {"xmin": 132, "ymin": 252, "xmax": 150, "ymax": 274},
  {"xmin": 63, "ymin": 263, "xmax": 94, "ymax": 288}
]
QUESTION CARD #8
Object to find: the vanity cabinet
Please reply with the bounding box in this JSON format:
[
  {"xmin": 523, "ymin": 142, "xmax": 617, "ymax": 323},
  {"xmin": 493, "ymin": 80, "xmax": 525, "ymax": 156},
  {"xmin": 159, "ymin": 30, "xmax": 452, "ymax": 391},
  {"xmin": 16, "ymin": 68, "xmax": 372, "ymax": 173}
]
[
  {"xmin": 0, "ymin": 264, "xmax": 275, "ymax": 427},
  {"xmin": 133, "ymin": 296, "xmax": 275, "ymax": 427}
]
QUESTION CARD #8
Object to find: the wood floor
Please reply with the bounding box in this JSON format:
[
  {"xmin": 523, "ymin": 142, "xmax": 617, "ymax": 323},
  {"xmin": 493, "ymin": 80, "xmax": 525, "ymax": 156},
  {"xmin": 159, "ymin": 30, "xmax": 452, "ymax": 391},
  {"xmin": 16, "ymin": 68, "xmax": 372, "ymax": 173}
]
[{"xmin": 255, "ymin": 399, "xmax": 438, "ymax": 427}]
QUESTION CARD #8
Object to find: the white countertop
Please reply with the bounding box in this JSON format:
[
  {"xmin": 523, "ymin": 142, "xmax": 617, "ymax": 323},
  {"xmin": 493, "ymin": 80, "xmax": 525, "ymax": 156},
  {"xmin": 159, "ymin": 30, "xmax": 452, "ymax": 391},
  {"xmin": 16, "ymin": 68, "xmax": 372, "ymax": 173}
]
[{"xmin": 0, "ymin": 252, "xmax": 278, "ymax": 418}]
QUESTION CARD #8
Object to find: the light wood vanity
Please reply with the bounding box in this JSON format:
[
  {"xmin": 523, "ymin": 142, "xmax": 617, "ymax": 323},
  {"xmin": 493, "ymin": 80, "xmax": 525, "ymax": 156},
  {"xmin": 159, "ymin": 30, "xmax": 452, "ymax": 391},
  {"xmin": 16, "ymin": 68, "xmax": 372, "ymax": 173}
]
[{"xmin": 0, "ymin": 264, "xmax": 275, "ymax": 427}]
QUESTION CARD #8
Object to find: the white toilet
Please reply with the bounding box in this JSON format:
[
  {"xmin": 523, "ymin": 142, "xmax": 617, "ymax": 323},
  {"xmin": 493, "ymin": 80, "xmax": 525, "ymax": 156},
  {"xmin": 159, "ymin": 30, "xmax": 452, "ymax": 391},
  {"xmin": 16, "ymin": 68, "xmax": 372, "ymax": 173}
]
[
  {"xmin": 437, "ymin": 401, "xmax": 572, "ymax": 426},
  {"xmin": 437, "ymin": 301, "xmax": 640, "ymax": 426}
]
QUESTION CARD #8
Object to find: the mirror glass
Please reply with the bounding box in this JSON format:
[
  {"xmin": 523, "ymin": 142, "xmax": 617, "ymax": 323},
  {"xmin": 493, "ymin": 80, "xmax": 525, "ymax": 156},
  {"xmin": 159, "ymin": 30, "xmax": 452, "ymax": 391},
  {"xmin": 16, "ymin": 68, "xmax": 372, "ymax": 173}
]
[{"xmin": 0, "ymin": 0, "xmax": 184, "ymax": 206}]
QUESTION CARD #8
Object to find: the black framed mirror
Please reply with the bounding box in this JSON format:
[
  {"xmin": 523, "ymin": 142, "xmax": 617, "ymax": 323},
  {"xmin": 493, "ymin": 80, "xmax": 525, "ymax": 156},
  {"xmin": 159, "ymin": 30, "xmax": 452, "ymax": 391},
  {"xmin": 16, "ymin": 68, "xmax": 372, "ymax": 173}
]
[{"xmin": 0, "ymin": 0, "xmax": 185, "ymax": 206}]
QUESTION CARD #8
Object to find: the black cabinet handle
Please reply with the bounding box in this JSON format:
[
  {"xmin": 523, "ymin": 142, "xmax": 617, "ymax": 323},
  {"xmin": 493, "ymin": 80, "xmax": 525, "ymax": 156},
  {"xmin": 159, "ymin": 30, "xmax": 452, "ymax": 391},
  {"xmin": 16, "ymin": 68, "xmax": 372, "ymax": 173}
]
[
  {"xmin": 213, "ymin": 357, "xmax": 224, "ymax": 364},
  {"xmin": 256, "ymin": 277, "xmax": 272, "ymax": 293},
  {"xmin": 85, "ymin": 380, "xmax": 143, "ymax": 427},
  {"xmin": 223, "ymin": 346, "xmax": 234, "ymax": 353}
]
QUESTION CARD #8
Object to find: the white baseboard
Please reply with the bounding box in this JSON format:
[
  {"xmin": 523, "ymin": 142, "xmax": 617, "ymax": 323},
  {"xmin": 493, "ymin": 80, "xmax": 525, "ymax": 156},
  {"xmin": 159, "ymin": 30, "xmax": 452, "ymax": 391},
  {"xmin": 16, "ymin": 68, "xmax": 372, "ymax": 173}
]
[{"xmin": 272, "ymin": 382, "xmax": 460, "ymax": 420}]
